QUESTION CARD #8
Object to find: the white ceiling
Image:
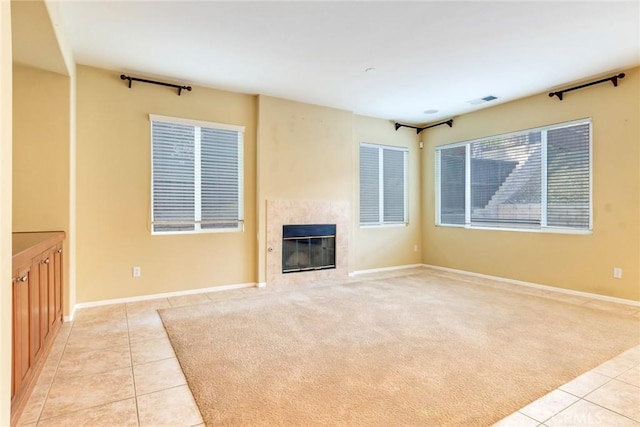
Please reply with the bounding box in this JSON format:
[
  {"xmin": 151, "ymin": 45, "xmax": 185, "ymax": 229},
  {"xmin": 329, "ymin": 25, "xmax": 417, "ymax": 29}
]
[{"xmin": 55, "ymin": 1, "xmax": 640, "ymax": 124}]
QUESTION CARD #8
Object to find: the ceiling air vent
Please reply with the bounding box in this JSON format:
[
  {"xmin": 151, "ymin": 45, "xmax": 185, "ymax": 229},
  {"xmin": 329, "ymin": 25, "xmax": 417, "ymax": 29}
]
[{"xmin": 467, "ymin": 95, "xmax": 499, "ymax": 105}]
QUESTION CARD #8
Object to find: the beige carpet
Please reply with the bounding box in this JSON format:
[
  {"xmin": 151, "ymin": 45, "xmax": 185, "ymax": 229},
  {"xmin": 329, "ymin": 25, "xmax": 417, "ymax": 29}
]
[{"xmin": 159, "ymin": 270, "xmax": 640, "ymax": 426}]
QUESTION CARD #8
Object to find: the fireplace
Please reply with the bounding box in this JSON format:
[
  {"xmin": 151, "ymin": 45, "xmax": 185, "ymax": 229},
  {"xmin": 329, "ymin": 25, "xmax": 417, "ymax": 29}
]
[{"xmin": 282, "ymin": 224, "xmax": 336, "ymax": 273}]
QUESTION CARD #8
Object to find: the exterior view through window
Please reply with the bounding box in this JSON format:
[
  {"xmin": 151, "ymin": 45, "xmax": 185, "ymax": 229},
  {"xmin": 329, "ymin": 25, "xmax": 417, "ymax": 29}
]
[{"xmin": 436, "ymin": 119, "xmax": 591, "ymax": 232}]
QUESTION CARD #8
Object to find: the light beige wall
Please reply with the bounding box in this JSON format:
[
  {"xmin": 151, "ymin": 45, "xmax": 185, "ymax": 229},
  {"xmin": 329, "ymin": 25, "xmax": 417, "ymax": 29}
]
[
  {"xmin": 10, "ymin": 0, "xmax": 67, "ymax": 75},
  {"xmin": 352, "ymin": 115, "xmax": 422, "ymax": 271},
  {"xmin": 11, "ymin": 0, "xmax": 76, "ymax": 319},
  {"xmin": 256, "ymin": 95, "xmax": 354, "ymax": 282},
  {"xmin": 76, "ymin": 65, "xmax": 257, "ymax": 303},
  {"xmin": 44, "ymin": 0, "xmax": 78, "ymax": 314},
  {"xmin": 257, "ymin": 96, "xmax": 354, "ymax": 201},
  {"xmin": 422, "ymin": 67, "xmax": 640, "ymax": 301},
  {"xmin": 256, "ymin": 97, "xmax": 424, "ymax": 280},
  {"xmin": 12, "ymin": 63, "xmax": 70, "ymax": 232},
  {"xmin": 66, "ymin": 67, "xmax": 76, "ymax": 313},
  {"xmin": 12, "ymin": 63, "xmax": 71, "ymax": 315},
  {"xmin": 0, "ymin": 2, "xmax": 13, "ymax": 423}
]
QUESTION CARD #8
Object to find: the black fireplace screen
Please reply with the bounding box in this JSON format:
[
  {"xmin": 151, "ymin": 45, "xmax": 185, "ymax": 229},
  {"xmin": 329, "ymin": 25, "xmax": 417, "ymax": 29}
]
[{"xmin": 282, "ymin": 224, "xmax": 336, "ymax": 273}]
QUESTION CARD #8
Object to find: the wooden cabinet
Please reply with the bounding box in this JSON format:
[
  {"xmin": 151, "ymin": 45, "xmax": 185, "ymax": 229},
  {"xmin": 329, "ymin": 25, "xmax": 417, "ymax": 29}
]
[
  {"xmin": 11, "ymin": 232, "xmax": 65, "ymax": 426},
  {"xmin": 54, "ymin": 244, "xmax": 63, "ymax": 323},
  {"xmin": 12, "ymin": 264, "xmax": 32, "ymax": 402}
]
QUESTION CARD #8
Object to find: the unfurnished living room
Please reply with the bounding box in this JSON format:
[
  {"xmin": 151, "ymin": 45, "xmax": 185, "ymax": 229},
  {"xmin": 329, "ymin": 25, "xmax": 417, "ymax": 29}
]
[{"xmin": 1, "ymin": 1, "xmax": 639, "ymax": 426}]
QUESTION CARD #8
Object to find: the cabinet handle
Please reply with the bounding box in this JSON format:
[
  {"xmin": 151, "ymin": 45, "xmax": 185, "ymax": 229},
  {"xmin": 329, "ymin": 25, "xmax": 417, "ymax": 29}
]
[
  {"xmin": 57, "ymin": 248, "xmax": 63, "ymax": 254},
  {"xmin": 17, "ymin": 276, "xmax": 28, "ymax": 282},
  {"xmin": 42, "ymin": 258, "xmax": 50, "ymax": 265}
]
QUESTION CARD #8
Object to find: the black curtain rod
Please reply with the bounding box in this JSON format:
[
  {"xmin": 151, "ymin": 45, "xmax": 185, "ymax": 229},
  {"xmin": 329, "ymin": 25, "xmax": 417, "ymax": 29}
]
[
  {"xmin": 120, "ymin": 74, "xmax": 192, "ymax": 96},
  {"xmin": 395, "ymin": 119, "xmax": 453, "ymax": 134},
  {"xmin": 549, "ymin": 73, "xmax": 625, "ymax": 101}
]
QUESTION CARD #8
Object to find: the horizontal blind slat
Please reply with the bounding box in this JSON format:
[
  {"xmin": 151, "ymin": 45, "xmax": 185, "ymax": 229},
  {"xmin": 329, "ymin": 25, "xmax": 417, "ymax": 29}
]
[
  {"xmin": 360, "ymin": 145, "xmax": 380, "ymax": 224},
  {"xmin": 383, "ymin": 148, "xmax": 406, "ymax": 223},
  {"xmin": 547, "ymin": 123, "xmax": 590, "ymax": 228},
  {"xmin": 439, "ymin": 146, "xmax": 466, "ymax": 225},
  {"xmin": 151, "ymin": 120, "xmax": 243, "ymax": 232}
]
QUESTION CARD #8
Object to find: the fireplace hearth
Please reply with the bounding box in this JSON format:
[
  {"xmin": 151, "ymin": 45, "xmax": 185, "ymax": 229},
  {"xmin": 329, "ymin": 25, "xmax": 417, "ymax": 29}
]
[{"xmin": 282, "ymin": 224, "xmax": 336, "ymax": 273}]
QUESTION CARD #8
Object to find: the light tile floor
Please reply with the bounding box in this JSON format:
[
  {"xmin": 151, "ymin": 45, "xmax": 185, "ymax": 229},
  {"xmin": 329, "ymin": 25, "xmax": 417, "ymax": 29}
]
[
  {"xmin": 495, "ymin": 345, "xmax": 640, "ymax": 426},
  {"xmin": 16, "ymin": 270, "xmax": 640, "ymax": 426}
]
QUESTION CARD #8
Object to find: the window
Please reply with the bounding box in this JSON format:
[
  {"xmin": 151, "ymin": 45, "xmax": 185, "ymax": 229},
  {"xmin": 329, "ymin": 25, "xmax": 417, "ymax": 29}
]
[
  {"xmin": 436, "ymin": 119, "xmax": 591, "ymax": 232},
  {"xmin": 150, "ymin": 114, "xmax": 244, "ymax": 234},
  {"xmin": 359, "ymin": 143, "xmax": 408, "ymax": 226}
]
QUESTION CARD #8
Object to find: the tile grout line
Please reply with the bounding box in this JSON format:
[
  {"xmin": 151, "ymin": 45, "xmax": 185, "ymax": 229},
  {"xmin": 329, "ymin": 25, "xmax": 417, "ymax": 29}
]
[
  {"xmin": 559, "ymin": 375, "xmax": 615, "ymax": 400},
  {"xmin": 35, "ymin": 397, "xmax": 138, "ymax": 425},
  {"xmin": 537, "ymin": 397, "xmax": 583, "ymax": 425},
  {"xmin": 29, "ymin": 274, "xmax": 640, "ymax": 426},
  {"xmin": 535, "ymin": 389, "xmax": 581, "ymax": 425},
  {"xmin": 35, "ymin": 312, "xmax": 135, "ymax": 423},
  {"xmin": 134, "ymin": 382, "xmax": 191, "ymax": 398},
  {"xmin": 581, "ymin": 367, "xmax": 640, "ymax": 411},
  {"xmin": 530, "ymin": 356, "xmax": 640, "ymax": 425},
  {"xmin": 130, "ymin": 354, "xmax": 177, "ymax": 367},
  {"xmin": 592, "ymin": 361, "xmax": 640, "ymax": 380},
  {"xmin": 579, "ymin": 397, "xmax": 640, "ymax": 424},
  {"xmin": 30, "ymin": 323, "xmax": 74, "ymax": 424},
  {"xmin": 515, "ymin": 410, "xmax": 541, "ymax": 424},
  {"xmin": 125, "ymin": 304, "xmax": 142, "ymax": 427}
]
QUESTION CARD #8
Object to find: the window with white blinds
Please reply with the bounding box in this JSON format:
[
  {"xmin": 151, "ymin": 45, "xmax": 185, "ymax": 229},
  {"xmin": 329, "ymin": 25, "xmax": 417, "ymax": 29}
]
[
  {"xmin": 360, "ymin": 143, "xmax": 408, "ymax": 226},
  {"xmin": 150, "ymin": 114, "xmax": 244, "ymax": 234},
  {"xmin": 435, "ymin": 119, "xmax": 591, "ymax": 232}
]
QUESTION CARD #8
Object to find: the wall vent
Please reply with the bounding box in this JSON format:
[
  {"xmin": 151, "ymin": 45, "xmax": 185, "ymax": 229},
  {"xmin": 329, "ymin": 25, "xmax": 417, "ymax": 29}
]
[{"xmin": 468, "ymin": 95, "xmax": 499, "ymax": 105}]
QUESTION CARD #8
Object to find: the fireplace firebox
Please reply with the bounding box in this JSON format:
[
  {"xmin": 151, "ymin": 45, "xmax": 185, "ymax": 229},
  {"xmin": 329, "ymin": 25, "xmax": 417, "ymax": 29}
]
[{"xmin": 282, "ymin": 224, "xmax": 336, "ymax": 273}]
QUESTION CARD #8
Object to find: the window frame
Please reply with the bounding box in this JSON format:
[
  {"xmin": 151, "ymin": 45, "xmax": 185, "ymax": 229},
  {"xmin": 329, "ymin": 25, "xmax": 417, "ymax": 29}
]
[
  {"xmin": 149, "ymin": 114, "xmax": 245, "ymax": 236},
  {"xmin": 435, "ymin": 118, "xmax": 593, "ymax": 234},
  {"xmin": 359, "ymin": 142, "xmax": 409, "ymax": 228}
]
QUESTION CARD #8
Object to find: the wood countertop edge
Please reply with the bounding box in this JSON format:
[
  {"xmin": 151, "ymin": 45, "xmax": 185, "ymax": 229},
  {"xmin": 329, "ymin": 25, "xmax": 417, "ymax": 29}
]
[{"xmin": 12, "ymin": 231, "xmax": 66, "ymax": 274}]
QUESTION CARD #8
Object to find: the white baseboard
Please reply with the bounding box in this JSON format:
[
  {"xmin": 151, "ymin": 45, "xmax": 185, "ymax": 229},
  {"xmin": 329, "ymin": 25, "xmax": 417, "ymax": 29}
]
[
  {"xmin": 64, "ymin": 265, "xmax": 638, "ymax": 322},
  {"xmin": 423, "ymin": 264, "xmax": 640, "ymax": 307},
  {"xmin": 68, "ymin": 282, "xmax": 256, "ymax": 320},
  {"xmin": 349, "ymin": 264, "xmax": 424, "ymax": 277}
]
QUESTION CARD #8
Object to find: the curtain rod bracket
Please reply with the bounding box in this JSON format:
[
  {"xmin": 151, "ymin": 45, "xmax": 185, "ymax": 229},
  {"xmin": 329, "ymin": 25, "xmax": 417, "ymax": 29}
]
[
  {"xmin": 395, "ymin": 119, "xmax": 454, "ymax": 134},
  {"xmin": 549, "ymin": 73, "xmax": 624, "ymax": 101},
  {"xmin": 120, "ymin": 74, "xmax": 192, "ymax": 96}
]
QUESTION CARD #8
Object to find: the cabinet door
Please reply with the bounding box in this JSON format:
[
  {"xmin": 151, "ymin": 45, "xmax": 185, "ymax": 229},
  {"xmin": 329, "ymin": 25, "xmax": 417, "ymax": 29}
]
[
  {"xmin": 47, "ymin": 248, "xmax": 56, "ymax": 329},
  {"xmin": 29, "ymin": 257, "xmax": 41, "ymax": 363},
  {"xmin": 38, "ymin": 250, "xmax": 52, "ymax": 346},
  {"xmin": 12, "ymin": 276, "xmax": 17, "ymax": 401},
  {"xmin": 54, "ymin": 245, "xmax": 63, "ymax": 322},
  {"xmin": 13, "ymin": 266, "xmax": 32, "ymax": 397}
]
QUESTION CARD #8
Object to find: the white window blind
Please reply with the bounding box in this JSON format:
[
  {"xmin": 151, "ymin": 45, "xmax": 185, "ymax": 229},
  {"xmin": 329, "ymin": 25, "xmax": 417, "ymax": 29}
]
[
  {"xmin": 436, "ymin": 119, "xmax": 591, "ymax": 232},
  {"xmin": 437, "ymin": 146, "xmax": 466, "ymax": 225},
  {"xmin": 360, "ymin": 143, "xmax": 408, "ymax": 226},
  {"xmin": 150, "ymin": 115, "xmax": 244, "ymax": 234}
]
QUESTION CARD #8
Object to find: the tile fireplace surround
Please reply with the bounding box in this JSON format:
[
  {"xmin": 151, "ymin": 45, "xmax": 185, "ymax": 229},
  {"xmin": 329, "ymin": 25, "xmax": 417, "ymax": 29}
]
[{"xmin": 266, "ymin": 200, "xmax": 350, "ymax": 286}]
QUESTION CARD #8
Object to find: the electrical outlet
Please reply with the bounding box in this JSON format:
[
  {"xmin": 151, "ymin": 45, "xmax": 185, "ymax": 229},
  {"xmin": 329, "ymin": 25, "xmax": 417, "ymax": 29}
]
[
  {"xmin": 133, "ymin": 266, "xmax": 141, "ymax": 277},
  {"xmin": 613, "ymin": 267, "xmax": 622, "ymax": 279},
  {"xmin": 414, "ymin": 244, "xmax": 419, "ymax": 252}
]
